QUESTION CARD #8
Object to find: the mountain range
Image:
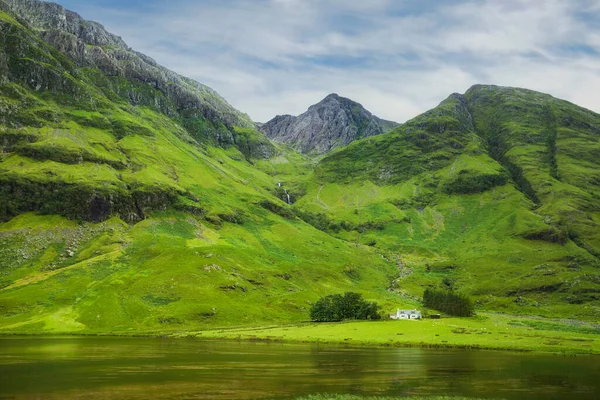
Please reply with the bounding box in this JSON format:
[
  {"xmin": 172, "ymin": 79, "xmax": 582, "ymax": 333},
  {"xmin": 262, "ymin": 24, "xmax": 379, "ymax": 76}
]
[{"xmin": 0, "ymin": 0, "xmax": 599, "ymax": 334}]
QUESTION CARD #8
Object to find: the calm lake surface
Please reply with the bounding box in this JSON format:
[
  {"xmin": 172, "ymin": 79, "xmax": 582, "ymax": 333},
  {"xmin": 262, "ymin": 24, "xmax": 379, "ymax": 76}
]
[{"xmin": 0, "ymin": 337, "xmax": 599, "ymax": 400}]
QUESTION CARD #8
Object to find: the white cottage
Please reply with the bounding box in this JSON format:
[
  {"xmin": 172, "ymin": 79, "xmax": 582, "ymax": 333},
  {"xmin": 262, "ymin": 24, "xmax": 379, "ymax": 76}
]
[{"xmin": 389, "ymin": 309, "xmax": 422, "ymax": 320}]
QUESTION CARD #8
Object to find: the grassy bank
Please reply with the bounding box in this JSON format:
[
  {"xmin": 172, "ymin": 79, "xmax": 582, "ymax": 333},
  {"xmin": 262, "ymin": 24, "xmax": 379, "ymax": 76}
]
[
  {"xmin": 184, "ymin": 313, "xmax": 600, "ymax": 355},
  {"xmin": 2, "ymin": 311, "xmax": 598, "ymax": 356},
  {"xmin": 293, "ymin": 396, "xmax": 494, "ymax": 400}
]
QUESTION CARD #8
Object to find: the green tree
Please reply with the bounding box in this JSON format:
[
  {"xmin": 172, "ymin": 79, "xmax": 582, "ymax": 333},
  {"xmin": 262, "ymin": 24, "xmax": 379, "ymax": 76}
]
[
  {"xmin": 310, "ymin": 292, "xmax": 382, "ymax": 322},
  {"xmin": 358, "ymin": 300, "xmax": 382, "ymax": 320},
  {"xmin": 338, "ymin": 292, "xmax": 363, "ymax": 319},
  {"xmin": 423, "ymin": 288, "xmax": 474, "ymax": 317},
  {"xmin": 310, "ymin": 294, "xmax": 341, "ymax": 322}
]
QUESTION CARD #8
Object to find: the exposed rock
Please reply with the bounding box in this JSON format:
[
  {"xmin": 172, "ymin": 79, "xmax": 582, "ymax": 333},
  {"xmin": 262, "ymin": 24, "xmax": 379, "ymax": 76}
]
[
  {"xmin": 260, "ymin": 93, "xmax": 398, "ymax": 155},
  {"xmin": 203, "ymin": 264, "xmax": 222, "ymax": 272}
]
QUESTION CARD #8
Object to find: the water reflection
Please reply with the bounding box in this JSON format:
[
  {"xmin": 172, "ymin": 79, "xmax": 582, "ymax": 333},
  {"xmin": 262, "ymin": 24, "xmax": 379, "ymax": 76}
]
[{"xmin": 0, "ymin": 338, "xmax": 598, "ymax": 400}]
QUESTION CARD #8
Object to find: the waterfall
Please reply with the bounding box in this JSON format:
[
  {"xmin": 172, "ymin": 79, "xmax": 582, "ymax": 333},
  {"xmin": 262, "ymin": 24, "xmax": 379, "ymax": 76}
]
[
  {"xmin": 284, "ymin": 188, "xmax": 291, "ymax": 205},
  {"xmin": 278, "ymin": 182, "xmax": 291, "ymax": 204}
]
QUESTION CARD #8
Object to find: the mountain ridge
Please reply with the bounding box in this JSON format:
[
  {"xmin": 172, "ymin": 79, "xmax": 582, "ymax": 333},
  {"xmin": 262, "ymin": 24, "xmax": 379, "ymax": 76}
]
[{"xmin": 0, "ymin": 0, "xmax": 275, "ymax": 158}]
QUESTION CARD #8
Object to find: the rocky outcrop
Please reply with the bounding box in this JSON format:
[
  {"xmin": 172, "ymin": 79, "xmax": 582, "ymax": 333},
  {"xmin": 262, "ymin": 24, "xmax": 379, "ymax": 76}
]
[
  {"xmin": 260, "ymin": 94, "xmax": 398, "ymax": 155},
  {"xmin": 0, "ymin": 177, "xmax": 181, "ymax": 223}
]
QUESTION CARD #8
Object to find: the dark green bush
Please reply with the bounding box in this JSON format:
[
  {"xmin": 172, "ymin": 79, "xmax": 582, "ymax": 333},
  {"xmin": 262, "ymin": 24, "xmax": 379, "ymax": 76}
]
[
  {"xmin": 310, "ymin": 292, "xmax": 381, "ymax": 322},
  {"xmin": 423, "ymin": 288, "xmax": 474, "ymax": 317}
]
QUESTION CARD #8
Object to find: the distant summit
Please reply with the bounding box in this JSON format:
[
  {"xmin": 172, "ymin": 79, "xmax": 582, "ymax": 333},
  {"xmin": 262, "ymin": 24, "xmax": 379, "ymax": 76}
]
[{"xmin": 260, "ymin": 94, "xmax": 398, "ymax": 155}]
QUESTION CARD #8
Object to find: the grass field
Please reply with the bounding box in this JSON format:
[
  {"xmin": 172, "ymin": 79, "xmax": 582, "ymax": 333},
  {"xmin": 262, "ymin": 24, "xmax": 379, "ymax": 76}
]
[
  {"xmin": 187, "ymin": 313, "xmax": 600, "ymax": 355},
  {"xmin": 293, "ymin": 396, "xmax": 495, "ymax": 400}
]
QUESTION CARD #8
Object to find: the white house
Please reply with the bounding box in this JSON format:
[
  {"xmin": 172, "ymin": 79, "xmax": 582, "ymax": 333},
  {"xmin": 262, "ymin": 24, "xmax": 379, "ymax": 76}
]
[{"xmin": 389, "ymin": 309, "xmax": 422, "ymax": 320}]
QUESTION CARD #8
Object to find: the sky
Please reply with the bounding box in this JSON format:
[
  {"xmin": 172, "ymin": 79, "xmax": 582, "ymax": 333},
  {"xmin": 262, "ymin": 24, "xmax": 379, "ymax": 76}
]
[{"xmin": 53, "ymin": 0, "xmax": 600, "ymax": 123}]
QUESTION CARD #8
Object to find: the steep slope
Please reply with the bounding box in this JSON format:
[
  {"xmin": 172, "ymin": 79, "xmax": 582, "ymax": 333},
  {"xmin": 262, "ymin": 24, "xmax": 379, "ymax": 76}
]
[
  {"xmin": 464, "ymin": 85, "xmax": 600, "ymax": 258},
  {"xmin": 260, "ymin": 94, "xmax": 398, "ymax": 155},
  {"xmin": 292, "ymin": 86, "xmax": 600, "ymax": 317},
  {"xmin": 0, "ymin": 0, "xmax": 272, "ymax": 156},
  {"xmin": 0, "ymin": 0, "xmax": 277, "ymax": 223},
  {"xmin": 0, "ymin": 3, "xmax": 401, "ymax": 333}
]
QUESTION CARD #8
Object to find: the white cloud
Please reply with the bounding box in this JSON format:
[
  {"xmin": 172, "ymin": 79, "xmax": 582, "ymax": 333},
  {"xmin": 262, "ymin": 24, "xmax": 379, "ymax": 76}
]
[{"xmin": 59, "ymin": 0, "xmax": 600, "ymax": 122}]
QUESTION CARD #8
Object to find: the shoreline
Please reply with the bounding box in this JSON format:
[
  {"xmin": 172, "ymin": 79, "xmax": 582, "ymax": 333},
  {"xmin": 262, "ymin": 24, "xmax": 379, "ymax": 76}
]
[
  {"xmin": 1, "ymin": 331, "xmax": 598, "ymax": 356},
  {"xmin": 2, "ymin": 315, "xmax": 599, "ymax": 356}
]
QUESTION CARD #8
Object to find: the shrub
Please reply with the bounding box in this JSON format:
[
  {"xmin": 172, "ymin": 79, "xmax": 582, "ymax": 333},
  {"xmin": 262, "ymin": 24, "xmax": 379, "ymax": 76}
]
[{"xmin": 310, "ymin": 292, "xmax": 381, "ymax": 322}]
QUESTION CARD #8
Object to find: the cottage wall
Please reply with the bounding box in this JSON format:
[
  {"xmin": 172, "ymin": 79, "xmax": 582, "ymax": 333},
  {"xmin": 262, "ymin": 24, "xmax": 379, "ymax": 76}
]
[{"xmin": 390, "ymin": 309, "xmax": 422, "ymax": 320}]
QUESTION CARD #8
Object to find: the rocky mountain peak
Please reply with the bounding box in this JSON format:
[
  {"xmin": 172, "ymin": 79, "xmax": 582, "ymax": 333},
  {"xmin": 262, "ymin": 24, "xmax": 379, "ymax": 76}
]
[
  {"xmin": 321, "ymin": 93, "xmax": 342, "ymax": 102},
  {"xmin": 260, "ymin": 94, "xmax": 399, "ymax": 155}
]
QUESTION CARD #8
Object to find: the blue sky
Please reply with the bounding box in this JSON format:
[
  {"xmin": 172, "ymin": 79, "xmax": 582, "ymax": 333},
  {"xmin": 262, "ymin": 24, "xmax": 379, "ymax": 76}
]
[{"xmin": 53, "ymin": 0, "xmax": 600, "ymax": 122}]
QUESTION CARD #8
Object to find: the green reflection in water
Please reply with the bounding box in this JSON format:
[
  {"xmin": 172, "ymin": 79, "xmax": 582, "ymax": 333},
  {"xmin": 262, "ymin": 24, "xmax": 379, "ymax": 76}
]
[{"xmin": 0, "ymin": 337, "xmax": 598, "ymax": 400}]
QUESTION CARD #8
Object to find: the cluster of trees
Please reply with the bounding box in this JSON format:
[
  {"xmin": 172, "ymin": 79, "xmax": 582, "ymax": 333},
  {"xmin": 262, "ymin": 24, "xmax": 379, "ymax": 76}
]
[
  {"xmin": 423, "ymin": 288, "xmax": 474, "ymax": 317},
  {"xmin": 310, "ymin": 292, "xmax": 382, "ymax": 322}
]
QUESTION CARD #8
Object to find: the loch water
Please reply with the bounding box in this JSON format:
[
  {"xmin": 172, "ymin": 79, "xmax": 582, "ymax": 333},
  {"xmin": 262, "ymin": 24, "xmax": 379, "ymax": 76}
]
[{"xmin": 0, "ymin": 337, "xmax": 599, "ymax": 399}]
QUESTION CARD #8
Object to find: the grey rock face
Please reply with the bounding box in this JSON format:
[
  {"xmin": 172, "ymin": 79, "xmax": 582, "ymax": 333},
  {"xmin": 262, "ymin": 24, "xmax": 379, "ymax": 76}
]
[
  {"xmin": 1, "ymin": 0, "xmax": 126, "ymax": 47},
  {"xmin": 260, "ymin": 94, "xmax": 398, "ymax": 155},
  {"xmin": 0, "ymin": 0, "xmax": 258, "ymax": 135}
]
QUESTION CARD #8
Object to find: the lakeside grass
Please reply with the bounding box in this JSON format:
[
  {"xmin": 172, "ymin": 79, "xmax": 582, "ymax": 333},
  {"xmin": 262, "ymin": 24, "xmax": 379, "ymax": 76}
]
[
  {"xmin": 1, "ymin": 313, "xmax": 598, "ymax": 357},
  {"xmin": 184, "ymin": 313, "xmax": 600, "ymax": 355},
  {"xmin": 293, "ymin": 396, "xmax": 495, "ymax": 400}
]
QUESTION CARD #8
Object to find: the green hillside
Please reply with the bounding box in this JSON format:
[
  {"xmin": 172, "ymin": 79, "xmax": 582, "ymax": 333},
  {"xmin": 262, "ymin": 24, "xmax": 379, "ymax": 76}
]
[
  {"xmin": 294, "ymin": 88, "xmax": 600, "ymax": 317},
  {"xmin": 0, "ymin": 5, "xmax": 399, "ymax": 333},
  {"xmin": 0, "ymin": 0, "xmax": 599, "ymax": 336}
]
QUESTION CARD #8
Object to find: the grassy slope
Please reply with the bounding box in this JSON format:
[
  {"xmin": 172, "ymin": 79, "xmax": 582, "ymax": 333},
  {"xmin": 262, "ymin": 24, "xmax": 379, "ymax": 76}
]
[
  {"xmin": 464, "ymin": 85, "xmax": 600, "ymax": 256},
  {"xmin": 0, "ymin": 210, "xmax": 399, "ymax": 333},
  {"xmin": 290, "ymin": 90, "xmax": 600, "ymax": 319}
]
